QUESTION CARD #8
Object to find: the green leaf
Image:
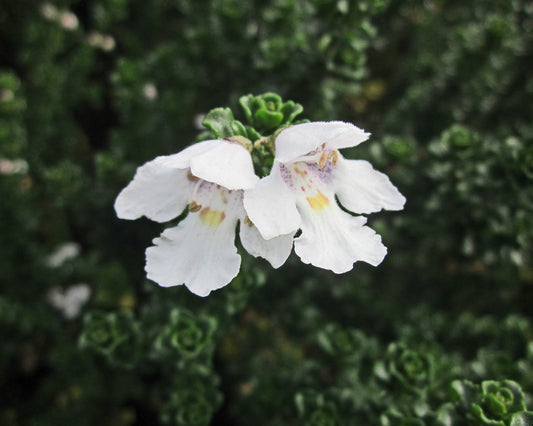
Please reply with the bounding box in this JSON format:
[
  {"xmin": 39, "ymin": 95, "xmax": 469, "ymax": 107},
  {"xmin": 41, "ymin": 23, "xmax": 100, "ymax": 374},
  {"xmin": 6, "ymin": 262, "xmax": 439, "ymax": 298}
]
[
  {"xmin": 238, "ymin": 92, "xmax": 305, "ymax": 132},
  {"xmin": 230, "ymin": 119, "xmax": 247, "ymax": 137},
  {"xmin": 260, "ymin": 92, "xmax": 282, "ymax": 111},
  {"xmin": 378, "ymin": 343, "xmax": 433, "ymax": 393},
  {"xmin": 485, "ymin": 392, "xmax": 511, "ymax": 417},
  {"xmin": 202, "ymin": 107, "xmax": 236, "ymax": 138},
  {"xmin": 239, "ymin": 94, "xmax": 255, "ymax": 124},
  {"xmin": 79, "ymin": 310, "xmax": 141, "ymax": 369},
  {"xmin": 154, "ymin": 308, "xmax": 217, "ymax": 360},
  {"xmin": 245, "ymin": 125, "xmax": 263, "ymax": 142},
  {"xmin": 294, "ymin": 390, "xmax": 338, "ymax": 425},
  {"xmin": 510, "ymin": 412, "xmax": 533, "ymax": 426},
  {"xmin": 471, "ymin": 403, "xmax": 506, "ymax": 426},
  {"xmin": 481, "ymin": 380, "xmax": 526, "ymax": 414},
  {"xmin": 435, "ymin": 403, "xmax": 455, "ymax": 426},
  {"xmin": 254, "ymin": 108, "xmax": 284, "ymax": 129},
  {"xmin": 451, "ymin": 380, "xmax": 480, "ymax": 409},
  {"xmin": 280, "ymin": 100, "xmax": 304, "ymax": 125}
]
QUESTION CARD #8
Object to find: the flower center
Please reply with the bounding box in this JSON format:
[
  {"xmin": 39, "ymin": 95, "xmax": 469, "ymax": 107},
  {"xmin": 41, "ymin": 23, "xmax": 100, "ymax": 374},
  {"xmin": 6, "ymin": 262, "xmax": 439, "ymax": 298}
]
[
  {"xmin": 186, "ymin": 175, "xmax": 241, "ymax": 227},
  {"xmin": 280, "ymin": 145, "xmax": 339, "ymax": 212},
  {"xmin": 293, "ymin": 144, "xmax": 339, "ymax": 171}
]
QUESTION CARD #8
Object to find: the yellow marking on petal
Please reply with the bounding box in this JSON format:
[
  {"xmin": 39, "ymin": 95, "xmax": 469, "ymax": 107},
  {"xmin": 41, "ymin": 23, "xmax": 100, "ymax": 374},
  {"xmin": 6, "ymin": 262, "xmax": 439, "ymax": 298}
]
[
  {"xmin": 188, "ymin": 200, "xmax": 202, "ymax": 212},
  {"xmin": 220, "ymin": 189, "xmax": 228, "ymax": 204},
  {"xmin": 244, "ymin": 216, "xmax": 254, "ymax": 227},
  {"xmin": 199, "ymin": 207, "xmax": 226, "ymax": 227},
  {"xmin": 294, "ymin": 166, "xmax": 308, "ymax": 178},
  {"xmin": 306, "ymin": 190, "xmax": 330, "ymax": 211}
]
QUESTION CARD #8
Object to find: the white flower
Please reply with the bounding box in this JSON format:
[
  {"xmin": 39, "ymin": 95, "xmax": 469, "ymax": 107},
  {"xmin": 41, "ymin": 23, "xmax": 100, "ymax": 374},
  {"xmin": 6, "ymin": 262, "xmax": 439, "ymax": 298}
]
[
  {"xmin": 47, "ymin": 284, "xmax": 91, "ymax": 319},
  {"xmin": 0, "ymin": 158, "xmax": 29, "ymax": 175},
  {"xmin": 142, "ymin": 83, "xmax": 158, "ymax": 101},
  {"xmin": 114, "ymin": 139, "xmax": 293, "ymax": 297},
  {"xmin": 87, "ymin": 32, "xmax": 116, "ymax": 52},
  {"xmin": 59, "ymin": 11, "xmax": 79, "ymax": 31},
  {"xmin": 243, "ymin": 121, "xmax": 406, "ymax": 273},
  {"xmin": 46, "ymin": 242, "xmax": 81, "ymax": 268}
]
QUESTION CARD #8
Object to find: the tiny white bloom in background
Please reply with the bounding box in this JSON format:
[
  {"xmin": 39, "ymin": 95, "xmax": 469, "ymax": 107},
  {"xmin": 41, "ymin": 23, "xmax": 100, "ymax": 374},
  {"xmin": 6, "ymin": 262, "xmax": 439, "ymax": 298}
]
[
  {"xmin": 87, "ymin": 32, "xmax": 116, "ymax": 52},
  {"xmin": 40, "ymin": 3, "xmax": 59, "ymax": 20},
  {"xmin": 0, "ymin": 158, "xmax": 29, "ymax": 175},
  {"xmin": 46, "ymin": 242, "xmax": 81, "ymax": 268},
  {"xmin": 47, "ymin": 284, "xmax": 91, "ymax": 320},
  {"xmin": 115, "ymin": 140, "xmax": 293, "ymax": 297},
  {"xmin": 244, "ymin": 121, "xmax": 406, "ymax": 274},
  {"xmin": 40, "ymin": 3, "xmax": 79, "ymax": 31},
  {"xmin": 142, "ymin": 83, "xmax": 158, "ymax": 101},
  {"xmin": 0, "ymin": 89, "xmax": 15, "ymax": 103},
  {"xmin": 59, "ymin": 11, "xmax": 79, "ymax": 31}
]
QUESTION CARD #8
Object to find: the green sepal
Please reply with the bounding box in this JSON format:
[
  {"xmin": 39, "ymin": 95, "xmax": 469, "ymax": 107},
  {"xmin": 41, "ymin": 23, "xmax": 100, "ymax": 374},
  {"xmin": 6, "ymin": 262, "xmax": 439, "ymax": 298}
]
[{"xmin": 225, "ymin": 135, "xmax": 253, "ymax": 152}]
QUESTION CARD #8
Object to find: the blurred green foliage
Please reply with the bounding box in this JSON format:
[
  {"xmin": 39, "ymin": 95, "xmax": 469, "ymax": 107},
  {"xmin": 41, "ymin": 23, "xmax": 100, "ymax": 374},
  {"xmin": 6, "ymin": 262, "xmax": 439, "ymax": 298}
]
[{"xmin": 1, "ymin": 0, "xmax": 532, "ymax": 424}]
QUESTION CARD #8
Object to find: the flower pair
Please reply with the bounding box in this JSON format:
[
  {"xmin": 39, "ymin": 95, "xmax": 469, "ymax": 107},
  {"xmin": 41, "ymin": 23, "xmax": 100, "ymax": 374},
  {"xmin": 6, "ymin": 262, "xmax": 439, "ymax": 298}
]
[{"xmin": 114, "ymin": 121, "xmax": 405, "ymax": 296}]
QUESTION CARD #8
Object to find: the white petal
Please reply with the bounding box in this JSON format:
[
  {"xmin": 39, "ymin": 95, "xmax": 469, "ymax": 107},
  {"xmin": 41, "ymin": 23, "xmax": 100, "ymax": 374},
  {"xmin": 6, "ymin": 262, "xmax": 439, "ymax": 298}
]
[
  {"xmin": 190, "ymin": 141, "xmax": 259, "ymax": 190},
  {"xmin": 162, "ymin": 139, "xmax": 222, "ymax": 168},
  {"xmin": 275, "ymin": 121, "xmax": 370, "ymax": 163},
  {"xmin": 145, "ymin": 213, "xmax": 241, "ymax": 297},
  {"xmin": 239, "ymin": 222, "xmax": 294, "ymax": 268},
  {"xmin": 114, "ymin": 140, "xmax": 225, "ymax": 222},
  {"xmin": 114, "ymin": 157, "xmax": 193, "ymax": 222},
  {"xmin": 294, "ymin": 204, "xmax": 387, "ymax": 273},
  {"xmin": 243, "ymin": 163, "xmax": 302, "ymax": 240},
  {"xmin": 333, "ymin": 158, "xmax": 406, "ymax": 214}
]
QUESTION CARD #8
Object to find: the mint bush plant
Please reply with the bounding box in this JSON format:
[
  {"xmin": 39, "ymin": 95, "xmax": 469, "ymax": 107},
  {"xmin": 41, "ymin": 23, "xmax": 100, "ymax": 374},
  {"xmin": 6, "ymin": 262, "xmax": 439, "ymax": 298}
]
[{"xmin": 1, "ymin": 1, "xmax": 532, "ymax": 425}]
